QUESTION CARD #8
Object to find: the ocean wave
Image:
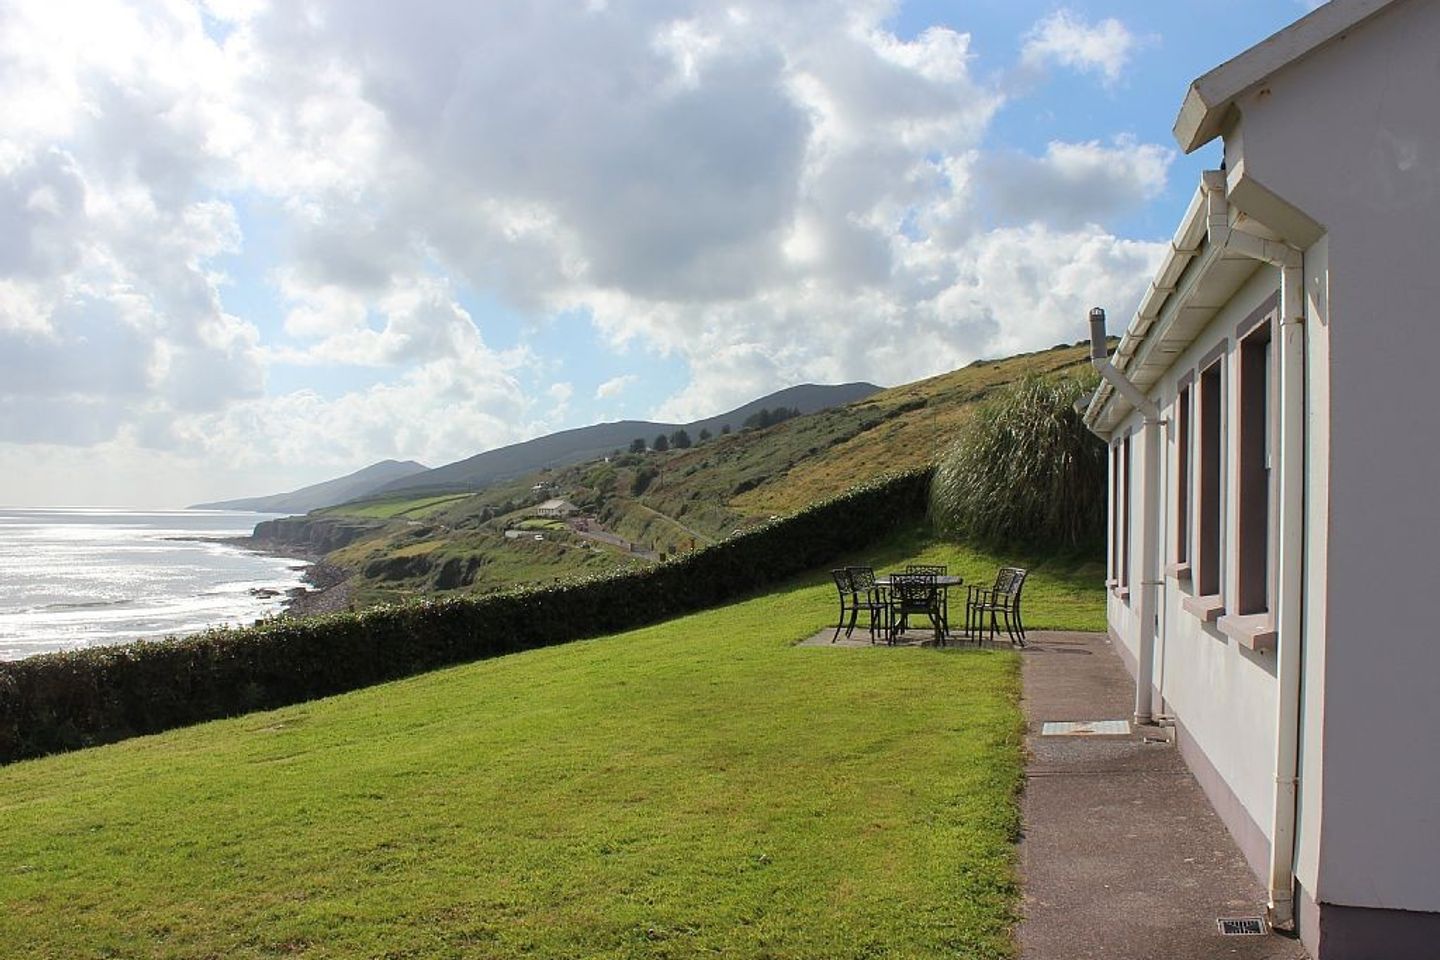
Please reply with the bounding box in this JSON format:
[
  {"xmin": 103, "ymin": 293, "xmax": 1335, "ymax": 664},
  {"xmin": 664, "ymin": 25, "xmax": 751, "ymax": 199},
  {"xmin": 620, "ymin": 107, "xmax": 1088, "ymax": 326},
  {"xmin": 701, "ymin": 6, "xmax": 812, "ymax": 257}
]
[{"xmin": 38, "ymin": 598, "xmax": 135, "ymax": 612}]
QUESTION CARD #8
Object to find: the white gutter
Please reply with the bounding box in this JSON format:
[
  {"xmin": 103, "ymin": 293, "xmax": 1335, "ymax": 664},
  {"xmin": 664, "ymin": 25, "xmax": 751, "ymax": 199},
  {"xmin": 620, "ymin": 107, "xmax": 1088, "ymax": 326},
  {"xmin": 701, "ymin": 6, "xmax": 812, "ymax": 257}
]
[
  {"xmin": 1088, "ymin": 308, "xmax": 1161, "ymax": 725},
  {"xmin": 1083, "ymin": 182, "xmax": 1208, "ymax": 430},
  {"xmin": 1204, "ymin": 176, "xmax": 1307, "ymax": 932}
]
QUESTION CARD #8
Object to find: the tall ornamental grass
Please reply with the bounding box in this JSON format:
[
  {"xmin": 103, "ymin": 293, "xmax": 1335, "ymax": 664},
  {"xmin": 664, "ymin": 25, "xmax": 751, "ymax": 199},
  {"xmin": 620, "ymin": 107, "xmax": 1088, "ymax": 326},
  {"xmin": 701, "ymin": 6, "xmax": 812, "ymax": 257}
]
[{"xmin": 930, "ymin": 373, "xmax": 1105, "ymax": 552}]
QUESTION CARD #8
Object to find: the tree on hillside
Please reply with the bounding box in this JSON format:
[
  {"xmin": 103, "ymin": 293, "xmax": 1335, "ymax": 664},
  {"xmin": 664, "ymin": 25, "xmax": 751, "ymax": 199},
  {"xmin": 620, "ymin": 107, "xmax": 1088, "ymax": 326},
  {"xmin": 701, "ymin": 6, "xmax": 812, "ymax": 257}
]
[
  {"xmin": 670, "ymin": 429, "xmax": 692, "ymax": 449},
  {"xmin": 720, "ymin": 424, "xmax": 731, "ymax": 435},
  {"xmin": 930, "ymin": 374, "xmax": 1105, "ymax": 551},
  {"xmin": 653, "ymin": 433, "xmax": 670, "ymax": 452},
  {"xmin": 742, "ymin": 406, "xmax": 801, "ymax": 431},
  {"xmin": 632, "ymin": 466, "xmax": 658, "ymax": 496},
  {"xmin": 629, "ymin": 437, "xmax": 646, "ymax": 454},
  {"xmin": 698, "ymin": 428, "xmax": 712, "ymax": 442}
]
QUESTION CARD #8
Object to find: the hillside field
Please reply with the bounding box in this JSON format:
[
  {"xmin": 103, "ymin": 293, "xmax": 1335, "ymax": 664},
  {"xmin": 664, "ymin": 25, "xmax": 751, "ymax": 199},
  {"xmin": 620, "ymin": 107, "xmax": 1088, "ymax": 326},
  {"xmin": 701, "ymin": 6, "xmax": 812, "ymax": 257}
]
[{"xmin": 282, "ymin": 343, "xmax": 1100, "ymax": 605}]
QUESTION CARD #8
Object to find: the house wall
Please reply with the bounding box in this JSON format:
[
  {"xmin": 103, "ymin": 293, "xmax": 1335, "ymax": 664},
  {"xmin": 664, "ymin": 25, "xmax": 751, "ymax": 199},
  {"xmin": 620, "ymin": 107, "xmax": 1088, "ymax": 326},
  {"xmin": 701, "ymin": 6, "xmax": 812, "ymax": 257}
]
[
  {"xmin": 1225, "ymin": 0, "xmax": 1440, "ymax": 919},
  {"xmin": 1106, "ymin": 269, "xmax": 1285, "ymax": 878}
]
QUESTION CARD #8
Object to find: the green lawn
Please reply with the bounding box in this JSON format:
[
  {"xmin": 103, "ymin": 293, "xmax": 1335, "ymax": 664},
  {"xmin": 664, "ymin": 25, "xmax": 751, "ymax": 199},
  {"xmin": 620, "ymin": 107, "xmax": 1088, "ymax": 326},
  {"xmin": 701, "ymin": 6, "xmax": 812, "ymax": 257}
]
[{"xmin": 0, "ymin": 534, "xmax": 1101, "ymax": 959}]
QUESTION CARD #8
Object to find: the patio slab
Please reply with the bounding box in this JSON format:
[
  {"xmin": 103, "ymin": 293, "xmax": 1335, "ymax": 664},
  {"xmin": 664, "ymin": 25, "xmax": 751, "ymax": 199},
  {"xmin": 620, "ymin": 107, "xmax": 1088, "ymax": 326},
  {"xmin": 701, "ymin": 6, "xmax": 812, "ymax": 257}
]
[
  {"xmin": 797, "ymin": 625, "xmax": 1013, "ymax": 648},
  {"xmin": 1018, "ymin": 630, "xmax": 1309, "ymax": 960}
]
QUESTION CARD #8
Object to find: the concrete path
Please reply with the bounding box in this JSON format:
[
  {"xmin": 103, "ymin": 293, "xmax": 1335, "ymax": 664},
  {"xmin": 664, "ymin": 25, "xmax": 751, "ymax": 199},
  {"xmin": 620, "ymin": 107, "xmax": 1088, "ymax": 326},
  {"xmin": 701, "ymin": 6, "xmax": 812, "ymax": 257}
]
[{"xmin": 1018, "ymin": 631, "xmax": 1308, "ymax": 960}]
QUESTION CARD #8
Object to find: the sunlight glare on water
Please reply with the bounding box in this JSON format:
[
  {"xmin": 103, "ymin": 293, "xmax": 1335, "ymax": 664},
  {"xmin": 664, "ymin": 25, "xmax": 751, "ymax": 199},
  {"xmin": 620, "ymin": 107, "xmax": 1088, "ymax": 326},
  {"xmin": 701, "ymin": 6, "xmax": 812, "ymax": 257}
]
[{"xmin": 0, "ymin": 507, "xmax": 310, "ymax": 661}]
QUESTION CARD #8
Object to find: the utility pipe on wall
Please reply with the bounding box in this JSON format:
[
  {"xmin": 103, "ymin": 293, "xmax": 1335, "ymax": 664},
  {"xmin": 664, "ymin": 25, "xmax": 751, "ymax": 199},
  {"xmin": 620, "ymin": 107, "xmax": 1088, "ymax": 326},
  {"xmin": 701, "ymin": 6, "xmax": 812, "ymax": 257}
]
[
  {"xmin": 1203, "ymin": 175, "xmax": 1307, "ymax": 931},
  {"xmin": 1089, "ymin": 308, "xmax": 1162, "ymax": 725}
]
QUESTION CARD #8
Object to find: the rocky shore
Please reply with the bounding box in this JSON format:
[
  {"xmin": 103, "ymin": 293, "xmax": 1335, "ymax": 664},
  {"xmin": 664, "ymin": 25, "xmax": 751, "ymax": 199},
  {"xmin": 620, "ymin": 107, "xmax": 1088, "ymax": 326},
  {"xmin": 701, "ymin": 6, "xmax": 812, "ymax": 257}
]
[
  {"xmin": 281, "ymin": 561, "xmax": 354, "ymax": 617},
  {"xmin": 191, "ymin": 533, "xmax": 357, "ymax": 621}
]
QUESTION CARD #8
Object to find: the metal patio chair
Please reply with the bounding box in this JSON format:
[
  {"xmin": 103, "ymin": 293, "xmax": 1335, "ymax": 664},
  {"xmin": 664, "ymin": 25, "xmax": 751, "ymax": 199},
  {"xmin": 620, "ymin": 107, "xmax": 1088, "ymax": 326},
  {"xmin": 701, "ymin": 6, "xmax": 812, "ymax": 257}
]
[
  {"xmin": 845, "ymin": 566, "xmax": 888, "ymax": 642},
  {"xmin": 967, "ymin": 567, "xmax": 1028, "ymax": 646},
  {"xmin": 887, "ymin": 572, "xmax": 943, "ymax": 645},
  {"xmin": 907, "ymin": 564, "xmax": 949, "ymax": 634},
  {"xmin": 830, "ymin": 568, "xmax": 886, "ymax": 641}
]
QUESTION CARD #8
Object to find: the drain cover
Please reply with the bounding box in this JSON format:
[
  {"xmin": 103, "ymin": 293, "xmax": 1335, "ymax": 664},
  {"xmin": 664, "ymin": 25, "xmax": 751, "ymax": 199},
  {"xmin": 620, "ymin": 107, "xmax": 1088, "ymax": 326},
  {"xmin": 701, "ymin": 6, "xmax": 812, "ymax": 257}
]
[
  {"xmin": 1217, "ymin": 917, "xmax": 1267, "ymax": 936},
  {"xmin": 1040, "ymin": 720, "xmax": 1131, "ymax": 736}
]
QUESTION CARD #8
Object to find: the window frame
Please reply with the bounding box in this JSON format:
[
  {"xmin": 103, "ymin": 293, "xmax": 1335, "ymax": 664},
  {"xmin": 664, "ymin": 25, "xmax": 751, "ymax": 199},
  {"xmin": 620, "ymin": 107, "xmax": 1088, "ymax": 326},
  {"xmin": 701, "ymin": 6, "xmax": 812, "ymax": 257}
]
[
  {"xmin": 1121, "ymin": 430, "xmax": 1132, "ymax": 601},
  {"xmin": 1172, "ymin": 372, "xmax": 1194, "ymax": 576},
  {"xmin": 1183, "ymin": 341, "xmax": 1227, "ymax": 623},
  {"xmin": 1217, "ymin": 293, "xmax": 1282, "ymax": 650},
  {"xmin": 1234, "ymin": 301, "xmax": 1278, "ymax": 617}
]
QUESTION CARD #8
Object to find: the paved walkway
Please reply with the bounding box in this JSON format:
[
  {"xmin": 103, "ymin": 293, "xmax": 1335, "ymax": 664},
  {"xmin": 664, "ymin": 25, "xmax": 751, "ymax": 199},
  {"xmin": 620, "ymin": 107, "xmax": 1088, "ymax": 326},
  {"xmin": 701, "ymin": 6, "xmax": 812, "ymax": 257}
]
[
  {"xmin": 1018, "ymin": 631, "xmax": 1308, "ymax": 960},
  {"xmin": 799, "ymin": 624, "xmax": 1310, "ymax": 957}
]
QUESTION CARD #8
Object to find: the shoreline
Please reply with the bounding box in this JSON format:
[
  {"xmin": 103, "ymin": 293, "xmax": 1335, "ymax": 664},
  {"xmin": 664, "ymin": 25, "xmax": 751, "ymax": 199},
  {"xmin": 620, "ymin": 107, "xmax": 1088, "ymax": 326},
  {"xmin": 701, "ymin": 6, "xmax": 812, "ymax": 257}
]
[{"xmin": 180, "ymin": 534, "xmax": 356, "ymax": 620}]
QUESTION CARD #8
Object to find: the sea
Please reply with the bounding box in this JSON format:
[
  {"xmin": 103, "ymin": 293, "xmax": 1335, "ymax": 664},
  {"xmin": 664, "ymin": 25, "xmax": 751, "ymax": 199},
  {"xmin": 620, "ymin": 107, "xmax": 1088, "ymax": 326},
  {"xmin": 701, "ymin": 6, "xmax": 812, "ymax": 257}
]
[{"xmin": 0, "ymin": 507, "xmax": 311, "ymax": 662}]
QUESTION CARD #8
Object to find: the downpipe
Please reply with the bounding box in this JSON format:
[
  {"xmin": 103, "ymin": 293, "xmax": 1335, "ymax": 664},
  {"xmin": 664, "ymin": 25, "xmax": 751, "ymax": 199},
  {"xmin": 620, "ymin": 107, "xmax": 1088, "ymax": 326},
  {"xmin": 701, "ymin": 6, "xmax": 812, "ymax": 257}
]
[
  {"xmin": 1205, "ymin": 176, "xmax": 1307, "ymax": 931},
  {"xmin": 1088, "ymin": 308, "xmax": 1162, "ymax": 725}
]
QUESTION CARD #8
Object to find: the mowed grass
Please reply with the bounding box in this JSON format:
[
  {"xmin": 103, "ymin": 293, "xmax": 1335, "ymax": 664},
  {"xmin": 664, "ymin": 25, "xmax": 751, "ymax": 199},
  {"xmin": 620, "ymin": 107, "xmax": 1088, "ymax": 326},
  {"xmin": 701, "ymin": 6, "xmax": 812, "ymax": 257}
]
[{"xmin": 0, "ymin": 534, "xmax": 1100, "ymax": 959}]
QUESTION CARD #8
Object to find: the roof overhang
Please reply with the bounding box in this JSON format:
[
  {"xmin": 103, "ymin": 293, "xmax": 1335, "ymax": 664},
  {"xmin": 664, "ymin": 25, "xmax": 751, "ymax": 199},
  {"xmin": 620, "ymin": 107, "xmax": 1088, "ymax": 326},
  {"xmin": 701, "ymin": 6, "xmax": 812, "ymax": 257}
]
[
  {"xmin": 1083, "ymin": 172, "xmax": 1266, "ymax": 435},
  {"xmin": 1174, "ymin": 0, "xmax": 1403, "ymax": 153}
]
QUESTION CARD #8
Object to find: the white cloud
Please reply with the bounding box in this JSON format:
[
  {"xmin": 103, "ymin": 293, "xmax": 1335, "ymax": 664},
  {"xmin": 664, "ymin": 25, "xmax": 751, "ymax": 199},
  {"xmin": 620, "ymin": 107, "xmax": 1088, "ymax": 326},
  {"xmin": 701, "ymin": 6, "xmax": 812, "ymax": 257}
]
[
  {"xmin": 595, "ymin": 374, "xmax": 637, "ymax": 400},
  {"xmin": 0, "ymin": 0, "xmax": 1175, "ymax": 505},
  {"xmin": 1021, "ymin": 9, "xmax": 1137, "ymax": 86},
  {"xmin": 981, "ymin": 136, "xmax": 1173, "ymax": 228}
]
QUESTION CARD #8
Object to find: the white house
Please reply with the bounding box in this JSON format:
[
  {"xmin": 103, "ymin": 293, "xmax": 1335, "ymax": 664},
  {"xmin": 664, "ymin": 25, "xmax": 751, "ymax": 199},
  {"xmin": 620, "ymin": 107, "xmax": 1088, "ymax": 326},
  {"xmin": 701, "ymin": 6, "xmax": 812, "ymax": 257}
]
[
  {"xmin": 532, "ymin": 498, "xmax": 580, "ymax": 518},
  {"xmin": 1082, "ymin": 1, "xmax": 1440, "ymax": 956}
]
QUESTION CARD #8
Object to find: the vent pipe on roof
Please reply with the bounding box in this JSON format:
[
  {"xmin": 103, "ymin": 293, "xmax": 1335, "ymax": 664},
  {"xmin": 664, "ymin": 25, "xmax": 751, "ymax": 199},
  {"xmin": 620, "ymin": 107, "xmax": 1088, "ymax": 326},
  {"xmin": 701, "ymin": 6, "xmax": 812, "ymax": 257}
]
[
  {"xmin": 1087, "ymin": 309, "xmax": 1160, "ymax": 423},
  {"xmin": 1087, "ymin": 307, "xmax": 1162, "ymax": 726}
]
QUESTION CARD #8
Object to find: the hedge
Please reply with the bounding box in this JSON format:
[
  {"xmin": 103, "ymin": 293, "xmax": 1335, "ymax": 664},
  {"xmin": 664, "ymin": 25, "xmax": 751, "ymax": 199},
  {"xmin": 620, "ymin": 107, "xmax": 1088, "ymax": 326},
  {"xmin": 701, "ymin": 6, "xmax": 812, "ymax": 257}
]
[{"xmin": 0, "ymin": 469, "xmax": 931, "ymax": 764}]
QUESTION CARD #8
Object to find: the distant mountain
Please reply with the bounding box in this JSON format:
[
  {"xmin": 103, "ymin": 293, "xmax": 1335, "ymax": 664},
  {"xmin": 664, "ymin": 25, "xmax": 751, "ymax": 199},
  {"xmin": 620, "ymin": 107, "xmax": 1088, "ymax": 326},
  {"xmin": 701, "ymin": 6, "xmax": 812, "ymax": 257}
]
[
  {"xmin": 374, "ymin": 382, "xmax": 881, "ymax": 498},
  {"xmin": 192, "ymin": 460, "xmax": 430, "ymax": 514}
]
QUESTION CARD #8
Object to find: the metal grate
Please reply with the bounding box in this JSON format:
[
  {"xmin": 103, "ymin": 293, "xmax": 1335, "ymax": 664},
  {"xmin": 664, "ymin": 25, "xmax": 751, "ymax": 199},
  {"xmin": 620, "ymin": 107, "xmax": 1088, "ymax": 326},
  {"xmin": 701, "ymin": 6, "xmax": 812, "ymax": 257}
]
[
  {"xmin": 1040, "ymin": 720, "xmax": 1131, "ymax": 736},
  {"xmin": 1216, "ymin": 917, "xmax": 1267, "ymax": 936}
]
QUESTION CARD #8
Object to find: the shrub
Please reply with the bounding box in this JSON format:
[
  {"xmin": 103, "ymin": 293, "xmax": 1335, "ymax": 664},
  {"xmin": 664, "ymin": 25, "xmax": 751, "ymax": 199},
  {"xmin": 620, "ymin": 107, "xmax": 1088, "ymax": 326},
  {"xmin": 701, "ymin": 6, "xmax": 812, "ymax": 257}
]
[
  {"xmin": 0, "ymin": 470, "xmax": 932, "ymax": 764},
  {"xmin": 930, "ymin": 374, "xmax": 1105, "ymax": 552},
  {"xmin": 631, "ymin": 466, "xmax": 659, "ymax": 496}
]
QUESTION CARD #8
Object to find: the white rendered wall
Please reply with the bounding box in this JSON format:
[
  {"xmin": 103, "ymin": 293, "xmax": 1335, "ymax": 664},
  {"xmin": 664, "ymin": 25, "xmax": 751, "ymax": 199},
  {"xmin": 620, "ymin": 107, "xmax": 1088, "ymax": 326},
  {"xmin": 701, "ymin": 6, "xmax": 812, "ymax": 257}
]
[
  {"xmin": 1106, "ymin": 424, "xmax": 1141, "ymax": 677},
  {"xmin": 1225, "ymin": 0, "xmax": 1440, "ymax": 913},
  {"xmin": 1152, "ymin": 270, "xmax": 1283, "ymax": 870}
]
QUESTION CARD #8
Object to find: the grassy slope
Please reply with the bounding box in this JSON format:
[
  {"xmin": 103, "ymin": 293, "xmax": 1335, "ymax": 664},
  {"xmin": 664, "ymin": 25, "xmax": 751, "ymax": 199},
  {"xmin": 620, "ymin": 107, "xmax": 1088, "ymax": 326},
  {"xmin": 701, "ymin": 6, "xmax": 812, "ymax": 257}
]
[
  {"xmin": 309, "ymin": 344, "xmax": 1097, "ymax": 602},
  {"xmin": 0, "ymin": 533, "xmax": 1100, "ymax": 960},
  {"xmin": 727, "ymin": 345, "xmax": 1095, "ymax": 516},
  {"xmin": 316, "ymin": 493, "xmax": 475, "ymax": 520}
]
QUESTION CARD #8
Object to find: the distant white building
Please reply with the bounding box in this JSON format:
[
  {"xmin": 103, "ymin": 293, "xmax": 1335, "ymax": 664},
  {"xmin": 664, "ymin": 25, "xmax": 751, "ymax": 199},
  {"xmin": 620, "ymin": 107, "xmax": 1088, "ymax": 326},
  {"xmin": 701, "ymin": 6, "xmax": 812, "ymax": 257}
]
[
  {"xmin": 532, "ymin": 498, "xmax": 579, "ymax": 518},
  {"xmin": 1083, "ymin": 1, "xmax": 1440, "ymax": 956}
]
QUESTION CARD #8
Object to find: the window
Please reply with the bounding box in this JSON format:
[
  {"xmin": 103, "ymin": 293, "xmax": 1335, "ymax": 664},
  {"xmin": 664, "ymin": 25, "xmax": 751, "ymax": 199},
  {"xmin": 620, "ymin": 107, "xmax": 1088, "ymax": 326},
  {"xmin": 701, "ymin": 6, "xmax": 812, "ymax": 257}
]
[
  {"xmin": 1237, "ymin": 318, "xmax": 1274, "ymax": 615},
  {"xmin": 1122, "ymin": 432, "xmax": 1132, "ymax": 596},
  {"xmin": 1175, "ymin": 379, "xmax": 1192, "ymax": 567},
  {"xmin": 1109, "ymin": 442, "xmax": 1121, "ymax": 583},
  {"xmin": 1197, "ymin": 358, "xmax": 1223, "ymax": 598}
]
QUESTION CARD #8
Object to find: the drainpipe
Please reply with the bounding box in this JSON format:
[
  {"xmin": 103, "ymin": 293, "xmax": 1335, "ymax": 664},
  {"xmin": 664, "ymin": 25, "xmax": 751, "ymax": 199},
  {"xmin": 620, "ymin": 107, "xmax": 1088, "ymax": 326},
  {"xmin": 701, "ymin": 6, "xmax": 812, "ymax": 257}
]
[
  {"xmin": 1203, "ymin": 174, "xmax": 1306, "ymax": 930},
  {"xmin": 1088, "ymin": 308, "xmax": 1162, "ymax": 725}
]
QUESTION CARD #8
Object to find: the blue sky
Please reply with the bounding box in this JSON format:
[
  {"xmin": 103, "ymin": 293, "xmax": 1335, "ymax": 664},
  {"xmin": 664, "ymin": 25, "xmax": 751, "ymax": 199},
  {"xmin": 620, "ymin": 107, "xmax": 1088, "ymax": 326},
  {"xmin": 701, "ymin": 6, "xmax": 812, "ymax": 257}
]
[{"xmin": 0, "ymin": 0, "xmax": 1317, "ymax": 506}]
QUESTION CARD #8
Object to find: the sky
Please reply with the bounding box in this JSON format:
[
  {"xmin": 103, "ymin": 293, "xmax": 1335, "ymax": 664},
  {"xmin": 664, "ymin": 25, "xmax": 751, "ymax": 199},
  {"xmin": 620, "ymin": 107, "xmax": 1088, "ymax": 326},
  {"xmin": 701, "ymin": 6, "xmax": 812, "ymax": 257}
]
[{"xmin": 0, "ymin": 0, "xmax": 1320, "ymax": 507}]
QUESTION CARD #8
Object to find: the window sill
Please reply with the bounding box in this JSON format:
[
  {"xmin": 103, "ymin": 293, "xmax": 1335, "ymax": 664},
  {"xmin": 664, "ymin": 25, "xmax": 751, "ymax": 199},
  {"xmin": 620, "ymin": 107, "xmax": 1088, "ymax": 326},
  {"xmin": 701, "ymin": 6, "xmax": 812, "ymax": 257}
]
[
  {"xmin": 1166, "ymin": 561, "xmax": 1192, "ymax": 581},
  {"xmin": 1105, "ymin": 578, "xmax": 1119, "ymax": 588},
  {"xmin": 1217, "ymin": 613, "xmax": 1277, "ymax": 652},
  {"xmin": 1182, "ymin": 594, "xmax": 1225, "ymax": 623}
]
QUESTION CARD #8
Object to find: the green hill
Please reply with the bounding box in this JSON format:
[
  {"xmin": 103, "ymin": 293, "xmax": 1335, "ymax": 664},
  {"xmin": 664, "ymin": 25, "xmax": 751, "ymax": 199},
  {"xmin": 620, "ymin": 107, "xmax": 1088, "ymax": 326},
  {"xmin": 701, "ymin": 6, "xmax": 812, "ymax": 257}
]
[
  {"xmin": 372, "ymin": 382, "xmax": 880, "ymax": 498},
  {"xmin": 254, "ymin": 343, "xmax": 1096, "ymax": 604},
  {"xmin": 192, "ymin": 459, "xmax": 429, "ymax": 514}
]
